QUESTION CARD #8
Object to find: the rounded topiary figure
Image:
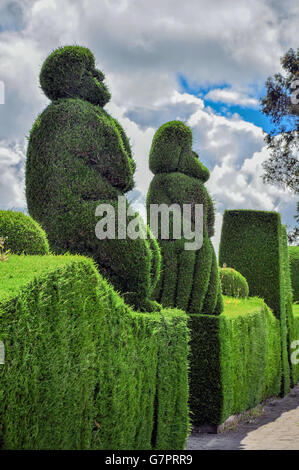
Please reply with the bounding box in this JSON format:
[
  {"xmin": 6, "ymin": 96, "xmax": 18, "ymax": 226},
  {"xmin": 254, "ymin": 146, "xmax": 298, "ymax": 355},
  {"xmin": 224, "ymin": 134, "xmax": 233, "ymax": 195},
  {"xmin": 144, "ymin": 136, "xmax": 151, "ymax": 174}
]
[
  {"xmin": 146, "ymin": 121, "xmax": 223, "ymax": 315},
  {"xmin": 0, "ymin": 210, "xmax": 49, "ymax": 255},
  {"xmin": 26, "ymin": 45, "xmax": 160, "ymax": 312},
  {"xmin": 219, "ymin": 266, "xmax": 249, "ymax": 298}
]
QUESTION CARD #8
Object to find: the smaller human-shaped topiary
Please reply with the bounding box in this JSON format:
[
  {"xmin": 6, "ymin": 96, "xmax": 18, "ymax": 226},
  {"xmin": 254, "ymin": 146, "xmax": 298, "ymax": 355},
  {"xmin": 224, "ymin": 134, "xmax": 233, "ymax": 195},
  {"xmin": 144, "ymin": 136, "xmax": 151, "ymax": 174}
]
[
  {"xmin": 219, "ymin": 266, "xmax": 249, "ymax": 298},
  {"xmin": 146, "ymin": 121, "xmax": 223, "ymax": 315},
  {"xmin": 26, "ymin": 46, "xmax": 160, "ymax": 312},
  {"xmin": 0, "ymin": 210, "xmax": 49, "ymax": 255}
]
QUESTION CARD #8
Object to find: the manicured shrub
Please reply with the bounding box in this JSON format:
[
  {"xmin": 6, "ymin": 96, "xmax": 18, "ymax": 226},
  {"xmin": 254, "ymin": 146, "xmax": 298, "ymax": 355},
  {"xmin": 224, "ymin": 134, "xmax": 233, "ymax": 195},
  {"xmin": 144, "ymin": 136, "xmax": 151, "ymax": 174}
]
[
  {"xmin": 189, "ymin": 297, "xmax": 281, "ymax": 425},
  {"xmin": 292, "ymin": 305, "xmax": 299, "ymax": 385},
  {"xmin": 219, "ymin": 267, "xmax": 249, "ymax": 298},
  {"xmin": 146, "ymin": 121, "xmax": 223, "ymax": 315},
  {"xmin": 281, "ymin": 227, "xmax": 297, "ymax": 387},
  {"xmin": 0, "ymin": 255, "xmax": 189, "ymax": 450},
  {"xmin": 289, "ymin": 246, "xmax": 299, "ymax": 303},
  {"xmin": 26, "ymin": 46, "xmax": 160, "ymax": 312},
  {"xmin": 0, "ymin": 210, "xmax": 49, "ymax": 255},
  {"xmin": 0, "ymin": 255, "xmax": 98, "ymax": 449},
  {"xmin": 219, "ymin": 210, "xmax": 294, "ymax": 394}
]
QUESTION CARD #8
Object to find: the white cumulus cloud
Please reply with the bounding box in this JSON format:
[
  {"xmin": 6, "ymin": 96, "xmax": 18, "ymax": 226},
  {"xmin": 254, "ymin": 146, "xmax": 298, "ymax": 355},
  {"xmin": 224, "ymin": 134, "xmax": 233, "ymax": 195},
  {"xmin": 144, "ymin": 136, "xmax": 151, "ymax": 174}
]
[{"xmin": 0, "ymin": 0, "xmax": 297, "ymax": 245}]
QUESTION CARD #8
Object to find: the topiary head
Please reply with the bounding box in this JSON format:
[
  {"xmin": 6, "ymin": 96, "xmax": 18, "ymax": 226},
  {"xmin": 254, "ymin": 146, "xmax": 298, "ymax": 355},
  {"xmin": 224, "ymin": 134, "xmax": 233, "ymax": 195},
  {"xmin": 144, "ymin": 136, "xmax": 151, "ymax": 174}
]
[
  {"xmin": 40, "ymin": 46, "xmax": 111, "ymax": 107},
  {"xmin": 149, "ymin": 120, "xmax": 210, "ymax": 182}
]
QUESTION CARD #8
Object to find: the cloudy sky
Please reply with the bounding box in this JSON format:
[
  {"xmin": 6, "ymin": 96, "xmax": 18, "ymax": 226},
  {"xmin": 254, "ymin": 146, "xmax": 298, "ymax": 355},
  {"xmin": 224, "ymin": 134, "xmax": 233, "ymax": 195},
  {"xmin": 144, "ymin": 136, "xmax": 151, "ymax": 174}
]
[{"xmin": 0, "ymin": 0, "xmax": 298, "ymax": 250}]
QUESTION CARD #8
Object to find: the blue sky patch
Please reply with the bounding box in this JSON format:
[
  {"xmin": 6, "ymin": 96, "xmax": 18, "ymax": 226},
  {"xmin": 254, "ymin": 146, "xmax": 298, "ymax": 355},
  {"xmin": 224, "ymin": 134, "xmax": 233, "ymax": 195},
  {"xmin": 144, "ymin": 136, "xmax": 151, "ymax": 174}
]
[
  {"xmin": 0, "ymin": 2, "xmax": 24, "ymax": 32},
  {"xmin": 177, "ymin": 74, "xmax": 276, "ymax": 134}
]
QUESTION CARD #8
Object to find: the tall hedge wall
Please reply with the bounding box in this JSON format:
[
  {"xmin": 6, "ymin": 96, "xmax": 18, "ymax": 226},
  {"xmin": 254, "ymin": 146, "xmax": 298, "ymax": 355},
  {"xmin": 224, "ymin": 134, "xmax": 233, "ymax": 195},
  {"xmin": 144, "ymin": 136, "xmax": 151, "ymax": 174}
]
[
  {"xmin": 219, "ymin": 210, "xmax": 292, "ymax": 395},
  {"xmin": 281, "ymin": 227, "xmax": 296, "ymax": 388},
  {"xmin": 292, "ymin": 305, "xmax": 299, "ymax": 385},
  {"xmin": 0, "ymin": 255, "xmax": 189, "ymax": 450},
  {"xmin": 189, "ymin": 298, "xmax": 281, "ymax": 425},
  {"xmin": 289, "ymin": 246, "xmax": 299, "ymax": 303}
]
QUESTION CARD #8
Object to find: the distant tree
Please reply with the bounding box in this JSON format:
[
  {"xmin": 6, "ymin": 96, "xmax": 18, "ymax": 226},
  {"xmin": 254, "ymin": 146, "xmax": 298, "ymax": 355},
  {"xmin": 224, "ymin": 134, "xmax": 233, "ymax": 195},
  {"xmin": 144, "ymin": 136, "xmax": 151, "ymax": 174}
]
[
  {"xmin": 261, "ymin": 48, "xmax": 299, "ymax": 244},
  {"xmin": 261, "ymin": 47, "xmax": 299, "ymax": 194},
  {"xmin": 288, "ymin": 202, "xmax": 299, "ymax": 245}
]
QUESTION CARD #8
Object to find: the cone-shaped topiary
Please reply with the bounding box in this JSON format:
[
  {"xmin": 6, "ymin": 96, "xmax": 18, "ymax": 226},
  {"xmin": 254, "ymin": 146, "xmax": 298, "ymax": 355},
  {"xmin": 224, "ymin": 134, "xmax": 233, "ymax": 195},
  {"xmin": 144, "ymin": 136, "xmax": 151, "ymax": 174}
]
[
  {"xmin": 219, "ymin": 266, "xmax": 249, "ymax": 298},
  {"xmin": 0, "ymin": 210, "xmax": 49, "ymax": 255},
  {"xmin": 26, "ymin": 45, "xmax": 161, "ymax": 312},
  {"xmin": 146, "ymin": 121, "xmax": 223, "ymax": 315}
]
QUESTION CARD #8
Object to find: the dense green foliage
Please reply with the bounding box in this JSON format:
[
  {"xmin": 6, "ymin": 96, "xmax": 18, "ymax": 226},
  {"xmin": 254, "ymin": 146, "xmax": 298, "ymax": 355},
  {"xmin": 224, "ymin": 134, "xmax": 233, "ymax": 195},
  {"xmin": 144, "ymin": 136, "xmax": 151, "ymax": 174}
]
[
  {"xmin": 293, "ymin": 304, "xmax": 299, "ymax": 316},
  {"xmin": 189, "ymin": 297, "xmax": 281, "ymax": 425},
  {"xmin": 26, "ymin": 45, "xmax": 160, "ymax": 312},
  {"xmin": 219, "ymin": 209, "xmax": 295, "ymax": 395},
  {"xmin": 219, "ymin": 210, "xmax": 281, "ymax": 312},
  {"xmin": 0, "ymin": 255, "xmax": 189, "ymax": 450},
  {"xmin": 146, "ymin": 121, "xmax": 223, "ymax": 315},
  {"xmin": 0, "ymin": 210, "xmax": 49, "ymax": 255},
  {"xmin": 292, "ymin": 305, "xmax": 299, "ymax": 385},
  {"xmin": 40, "ymin": 46, "xmax": 111, "ymax": 106},
  {"xmin": 281, "ymin": 227, "xmax": 297, "ymax": 387},
  {"xmin": 219, "ymin": 267, "xmax": 249, "ymax": 298},
  {"xmin": 289, "ymin": 246, "xmax": 299, "ymax": 302}
]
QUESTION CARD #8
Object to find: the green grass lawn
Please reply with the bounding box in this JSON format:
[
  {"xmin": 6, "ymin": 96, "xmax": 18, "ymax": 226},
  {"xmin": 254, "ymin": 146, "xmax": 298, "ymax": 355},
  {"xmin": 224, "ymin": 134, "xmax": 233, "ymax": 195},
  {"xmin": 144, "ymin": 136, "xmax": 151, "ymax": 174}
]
[
  {"xmin": 0, "ymin": 254, "xmax": 90, "ymax": 303},
  {"xmin": 1, "ymin": 255, "xmax": 270, "ymax": 313},
  {"xmin": 222, "ymin": 295, "xmax": 266, "ymax": 317},
  {"xmin": 293, "ymin": 304, "xmax": 299, "ymax": 317}
]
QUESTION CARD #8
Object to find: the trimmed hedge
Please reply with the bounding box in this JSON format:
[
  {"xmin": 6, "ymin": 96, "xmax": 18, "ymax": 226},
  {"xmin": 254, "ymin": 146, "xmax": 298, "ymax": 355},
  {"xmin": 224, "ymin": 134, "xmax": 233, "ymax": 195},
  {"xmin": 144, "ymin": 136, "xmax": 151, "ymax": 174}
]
[
  {"xmin": 146, "ymin": 121, "xmax": 223, "ymax": 315},
  {"xmin": 26, "ymin": 45, "xmax": 160, "ymax": 312},
  {"xmin": 0, "ymin": 210, "xmax": 49, "ymax": 255},
  {"xmin": 0, "ymin": 255, "xmax": 189, "ymax": 450},
  {"xmin": 289, "ymin": 246, "xmax": 299, "ymax": 303},
  {"xmin": 219, "ymin": 267, "xmax": 249, "ymax": 298},
  {"xmin": 292, "ymin": 305, "xmax": 299, "ymax": 385},
  {"xmin": 189, "ymin": 297, "xmax": 281, "ymax": 425},
  {"xmin": 219, "ymin": 210, "xmax": 292, "ymax": 395},
  {"xmin": 281, "ymin": 227, "xmax": 297, "ymax": 388}
]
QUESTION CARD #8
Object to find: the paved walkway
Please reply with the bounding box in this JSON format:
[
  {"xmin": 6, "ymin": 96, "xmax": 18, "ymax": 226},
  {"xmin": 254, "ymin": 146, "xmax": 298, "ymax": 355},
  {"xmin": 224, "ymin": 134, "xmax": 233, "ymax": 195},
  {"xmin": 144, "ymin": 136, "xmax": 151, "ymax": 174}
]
[{"xmin": 187, "ymin": 384, "xmax": 299, "ymax": 450}]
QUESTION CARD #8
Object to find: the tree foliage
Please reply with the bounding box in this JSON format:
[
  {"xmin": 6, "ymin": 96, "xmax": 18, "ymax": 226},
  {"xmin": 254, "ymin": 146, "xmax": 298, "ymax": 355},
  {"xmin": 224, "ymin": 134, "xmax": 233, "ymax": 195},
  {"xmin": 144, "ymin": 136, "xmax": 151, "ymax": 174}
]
[
  {"xmin": 261, "ymin": 48, "xmax": 299, "ymax": 194},
  {"xmin": 288, "ymin": 202, "xmax": 299, "ymax": 245}
]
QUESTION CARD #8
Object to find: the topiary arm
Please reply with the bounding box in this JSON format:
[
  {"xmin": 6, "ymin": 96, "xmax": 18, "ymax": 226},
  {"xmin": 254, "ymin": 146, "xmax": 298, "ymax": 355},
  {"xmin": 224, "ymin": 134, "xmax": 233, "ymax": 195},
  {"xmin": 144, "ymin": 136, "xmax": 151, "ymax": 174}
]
[
  {"xmin": 112, "ymin": 118, "xmax": 136, "ymax": 190},
  {"xmin": 39, "ymin": 100, "xmax": 134, "ymax": 193},
  {"xmin": 146, "ymin": 226, "xmax": 162, "ymax": 294}
]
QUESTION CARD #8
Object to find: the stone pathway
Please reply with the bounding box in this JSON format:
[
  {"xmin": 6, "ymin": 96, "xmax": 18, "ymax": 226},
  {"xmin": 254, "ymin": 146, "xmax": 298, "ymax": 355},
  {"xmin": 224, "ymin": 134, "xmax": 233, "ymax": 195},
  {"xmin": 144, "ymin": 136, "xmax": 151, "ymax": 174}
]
[{"xmin": 187, "ymin": 384, "xmax": 299, "ymax": 450}]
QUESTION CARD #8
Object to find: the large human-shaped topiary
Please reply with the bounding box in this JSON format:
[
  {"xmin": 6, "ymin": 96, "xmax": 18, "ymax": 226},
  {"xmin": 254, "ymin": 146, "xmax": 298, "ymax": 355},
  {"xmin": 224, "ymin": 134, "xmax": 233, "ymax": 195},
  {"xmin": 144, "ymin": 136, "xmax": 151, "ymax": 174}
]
[
  {"xmin": 26, "ymin": 45, "xmax": 160, "ymax": 312},
  {"xmin": 146, "ymin": 121, "xmax": 223, "ymax": 314}
]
